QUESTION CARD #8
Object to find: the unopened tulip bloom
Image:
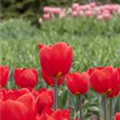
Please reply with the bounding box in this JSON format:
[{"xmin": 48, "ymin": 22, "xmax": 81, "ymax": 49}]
[
  {"xmin": 0, "ymin": 66, "xmax": 9, "ymax": 87},
  {"xmin": 72, "ymin": 3, "xmax": 79, "ymax": 11},
  {"xmin": 41, "ymin": 69, "xmax": 65, "ymax": 87},
  {"xmin": 107, "ymin": 85, "xmax": 119, "ymax": 98},
  {"xmin": 43, "ymin": 14, "xmax": 51, "ymax": 21},
  {"xmin": 14, "ymin": 68, "xmax": 38, "ymax": 88},
  {"xmin": 38, "ymin": 107, "xmax": 70, "ymax": 120},
  {"xmin": 97, "ymin": 15, "xmax": 103, "ymax": 20},
  {"xmin": 37, "ymin": 88, "xmax": 54, "ymax": 114},
  {"xmin": 117, "ymin": 68, "xmax": 120, "ymax": 84},
  {"xmin": 66, "ymin": 72, "xmax": 90, "ymax": 95},
  {"xmin": 85, "ymin": 10, "xmax": 93, "ymax": 17},
  {"xmin": 39, "ymin": 42, "xmax": 72, "ymax": 79},
  {"xmin": 103, "ymin": 12, "xmax": 111, "ymax": 21},
  {"xmin": 39, "ymin": 42, "xmax": 72, "ymax": 110},
  {"xmin": 90, "ymin": 66, "xmax": 119, "ymax": 97},
  {"xmin": 43, "ymin": 6, "xmax": 51, "ymax": 13},
  {"xmin": 3, "ymin": 88, "xmax": 30, "ymax": 101},
  {"xmin": 87, "ymin": 67, "xmax": 103, "ymax": 76},
  {"xmin": 72, "ymin": 11, "xmax": 78, "ymax": 17}
]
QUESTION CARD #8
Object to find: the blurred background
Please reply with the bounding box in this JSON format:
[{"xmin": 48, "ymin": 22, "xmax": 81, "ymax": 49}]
[{"xmin": 1, "ymin": 0, "xmax": 120, "ymax": 21}]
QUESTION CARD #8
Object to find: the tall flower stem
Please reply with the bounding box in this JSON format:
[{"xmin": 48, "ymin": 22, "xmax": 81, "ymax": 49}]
[
  {"xmin": 77, "ymin": 96, "xmax": 82, "ymax": 119},
  {"xmin": 109, "ymin": 99, "xmax": 113, "ymax": 120},
  {"xmin": 102, "ymin": 96, "xmax": 107, "ymax": 120},
  {"xmin": 119, "ymin": 94, "xmax": 120, "ymax": 112},
  {"xmin": 54, "ymin": 80, "xmax": 58, "ymax": 110}
]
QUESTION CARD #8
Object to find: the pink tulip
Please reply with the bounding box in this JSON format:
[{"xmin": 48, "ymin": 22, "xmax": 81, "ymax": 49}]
[
  {"xmin": 103, "ymin": 12, "xmax": 111, "ymax": 21},
  {"xmin": 72, "ymin": 11, "xmax": 78, "ymax": 17},
  {"xmin": 72, "ymin": 3, "xmax": 79, "ymax": 11},
  {"xmin": 43, "ymin": 14, "xmax": 51, "ymax": 21},
  {"xmin": 43, "ymin": 7, "xmax": 51, "ymax": 13},
  {"xmin": 85, "ymin": 10, "xmax": 93, "ymax": 17},
  {"xmin": 97, "ymin": 15, "xmax": 103, "ymax": 20}
]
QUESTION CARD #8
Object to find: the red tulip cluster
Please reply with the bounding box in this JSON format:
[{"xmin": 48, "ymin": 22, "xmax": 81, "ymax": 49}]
[
  {"xmin": 0, "ymin": 87, "xmax": 81, "ymax": 120},
  {"xmin": 41, "ymin": 3, "xmax": 120, "ymax": 22},
  {"xmin": 0, "ymin": 42, "xmax": 120, "ymax": 120}
]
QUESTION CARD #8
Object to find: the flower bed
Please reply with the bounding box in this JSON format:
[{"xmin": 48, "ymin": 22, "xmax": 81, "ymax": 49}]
[
  {"xmin": 0, "ymin": 42, "xmax": 120, "ymax": 120},
  {"xmin": 41, "ymin": 3, "xmax": 120, "ymax": 22}
]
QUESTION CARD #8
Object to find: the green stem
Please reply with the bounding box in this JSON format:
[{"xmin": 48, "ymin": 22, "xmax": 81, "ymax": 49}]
[
  {"xmin": 102, "ymin": 96, "xmax": 107, "ymax": 120},
  {"xmin": 54, "ymin": 80, "xmax": 58, "ymax": 110},
  {"xmin": 77, "ymin": 96, "xmax": 82, "ymax": 119},
  {"xmin": 119, "ymin": 94, "xmax": 120, "ymax": 112},
  {"xmin": 79, "ymin": 96, "xmax": 82, "ymax": 119},
  {"xmin": 109, "ymin": 99, "xmax": 113, "ymax": 120}
]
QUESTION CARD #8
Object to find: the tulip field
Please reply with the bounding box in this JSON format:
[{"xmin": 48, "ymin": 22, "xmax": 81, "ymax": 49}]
[{"xmin": 0, "ymin": 2, "xmax": 120, "ymax": 120}]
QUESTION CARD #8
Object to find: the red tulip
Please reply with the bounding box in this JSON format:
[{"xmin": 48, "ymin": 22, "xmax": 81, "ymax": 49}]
[
  {"xmin": 0, "ymin": 66, "xmax": 9, "ymax": 87},
  {"xmin": 41, "ymin": 69, "xmax": 65, "ymax": 87},
  {"xmin": 90, "ymin": 66, "xmax": 119, "ymax": 97},
  {"xmin": 38, "ymin": 107, "xmax": 70, "ymax": 120},
  {"xmin": 107, "ymin": 85, "xmax": 119, "ymax": 98},
  {"xmin": 41, "ymin": 107, "xmax": 54, "ymax": 115},
  {"xmin": 37, "ymin": 88, "xmax": 54, "ymax": 114},
  {"xmin": 117, "ymin": 68, "xmax": 120, "ymax": 85},
  {"xmin": 3, "ymin": 88, "xmax": 30, "ymax": 101},
  {"xmin": 38, "ymin": 43, "xmax": 45, "ymax": 50},
  {"xmin": 87, "ymin": 67, "xmax": 103, "ymax": 76},
  {"xmin": 66, "ymin": 72, "xmax": 90, "ymax": 95},
  {"xmin": 0, "ymin": 88, "xmax": 7, "ymax": 101},
  {"xmin": 0, "ymin": 93, "xmax": 37, "ymax": 120},
  {"xmin": 114, "ymin": 113, "xmax": 120, "ymax": 120},
  {"xmin": 39, "ymin": 42, "xmax": 72, "ymax": 79},
  {"xmin": 14, "ymin": 68, "xmax": 38, "ymax": 88}
]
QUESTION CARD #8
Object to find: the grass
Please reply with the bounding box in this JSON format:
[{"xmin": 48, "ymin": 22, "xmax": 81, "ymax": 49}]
[
  {"xmin": 1, "ymin": 17, "xmax": 120, "ymax": 70},
  {"xmin": 0, "ymin": 16, "xmax": 120, "ymax": 119}
]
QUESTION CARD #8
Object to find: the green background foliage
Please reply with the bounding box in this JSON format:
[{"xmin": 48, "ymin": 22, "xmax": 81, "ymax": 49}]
[{"xmin": 1, "ymin": 17, "xmax": 120, "ymax": 69}]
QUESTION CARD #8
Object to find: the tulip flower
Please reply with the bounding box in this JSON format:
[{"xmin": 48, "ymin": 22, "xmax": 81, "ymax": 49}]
[
  {"xmin": 90, "ymin": 66, "xmax": 119, "ymax": 120},
  {"xmin": 14, "ymin": 68, "xmax": 38, "ymax": 88},
  {"xmin": 3, "ymin": 88, "xmax": 30, "ymax": 101},
  {"xmin": 90, "ymin": 66, "xmax": 119, "ymax": 96},
  {"xmin": 43, "ymin": 14, "xmax": 51, "ymax": 21},
  {"xmin": 87, "ymin": 67, "xmax": 103, "ymax": 76},
  {"xmin": 37, "ymin": 88, "xmax": 54, "ymax": 114},
  {"xmin": 38, "ymin": 107, "xmax": 70, "ymax": 120},
  {"xmin": 39, "ymin": 42, "xmax": 72, "ymax": 79},
  {"xmin": 0, "ymin": 93, "xmax": 37, "ymax": 120},
  {"xmin": 114, "ymin": 113, "xmax": 120, "ymax": 120},
  {"xmin": 0, "ymin": 66, "xmax": 9, "ymax": 87},
  {"xmin": 39, "ymin": 42, "xmax": 72, "ymax": 109},
  {"xmin": 66, "ymin": 72, "xmax": 90, "ymax": 119},
  {"xmin": 41, "ymin": 69, "xmax": 65, "ymax": 87},
  {"xmin": 66, "ymin": 72, "xmax": 90, "ymax": 95},
  {"xmin": 0, "ymin": 88, "xmax": 7, "ymax": 101},
  {"xmin": 117, "ymin": 68, "xmax": 120, "ymax": 85}
]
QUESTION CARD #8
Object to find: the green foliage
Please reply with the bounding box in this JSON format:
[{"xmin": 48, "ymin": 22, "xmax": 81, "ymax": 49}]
[
  {"xmin": 0, "ymin": 17, "xmax": 120, "ymax": 119},
  {"xmin": 1, "ymin": 17, "xmax": 120, "ymax": 69}
]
